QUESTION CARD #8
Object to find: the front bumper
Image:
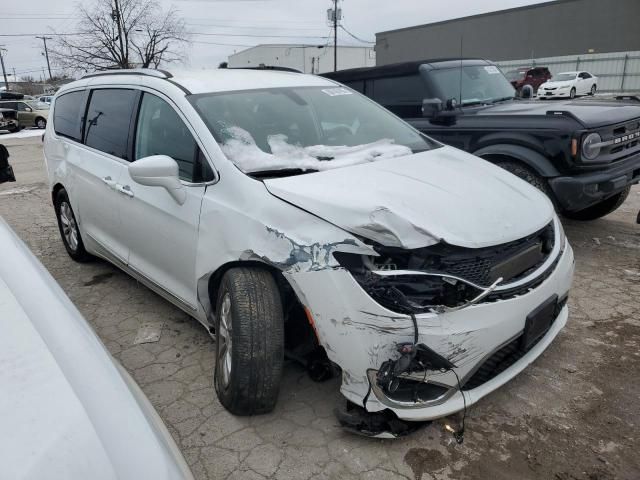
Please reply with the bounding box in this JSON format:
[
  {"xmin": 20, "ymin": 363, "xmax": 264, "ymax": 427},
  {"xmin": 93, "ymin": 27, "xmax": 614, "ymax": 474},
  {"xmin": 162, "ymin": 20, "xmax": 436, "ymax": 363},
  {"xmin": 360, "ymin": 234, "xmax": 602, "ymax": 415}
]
[
  {"xmin": 540, "ymin": 89, "xmax": 572, "ymax": 98},
  {"xmin": 549, "ymin": 156, "xmax": 640, "ymax": 211},
  {"xmin": 285, "ymin": 239, "xmax": 574, "ymax": 422},
  {"xmin": 0, "ymin": 119, "xmax": 17, "ymax": 131}
]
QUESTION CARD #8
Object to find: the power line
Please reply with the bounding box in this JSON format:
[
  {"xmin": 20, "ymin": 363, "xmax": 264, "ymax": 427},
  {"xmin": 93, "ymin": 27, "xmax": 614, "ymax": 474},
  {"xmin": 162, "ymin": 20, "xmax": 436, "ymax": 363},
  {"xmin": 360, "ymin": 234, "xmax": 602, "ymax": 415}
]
[{"xmin": 339, "ymin": 25, "xmax": 374, "ymax": 44}]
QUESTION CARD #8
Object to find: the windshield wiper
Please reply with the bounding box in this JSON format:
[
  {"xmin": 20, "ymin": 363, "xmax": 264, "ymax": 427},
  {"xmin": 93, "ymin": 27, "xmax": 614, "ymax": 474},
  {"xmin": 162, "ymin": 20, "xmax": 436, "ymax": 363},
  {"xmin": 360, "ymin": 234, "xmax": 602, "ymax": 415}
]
[
  {"xmin": 491, "ymin": 96, "xmax": 515, "ymax": 104},
  {"xmin": 249, "ymin": 168, "xmax": 319, "ymax": 179}
]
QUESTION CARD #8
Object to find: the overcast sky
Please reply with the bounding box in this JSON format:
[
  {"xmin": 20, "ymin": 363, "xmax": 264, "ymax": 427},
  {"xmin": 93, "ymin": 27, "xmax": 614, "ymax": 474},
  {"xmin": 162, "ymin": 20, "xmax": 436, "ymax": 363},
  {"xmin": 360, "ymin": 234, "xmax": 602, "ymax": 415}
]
[{"xmin": 1, "ymin": 0, "xmax": 547, "ymax": 80}]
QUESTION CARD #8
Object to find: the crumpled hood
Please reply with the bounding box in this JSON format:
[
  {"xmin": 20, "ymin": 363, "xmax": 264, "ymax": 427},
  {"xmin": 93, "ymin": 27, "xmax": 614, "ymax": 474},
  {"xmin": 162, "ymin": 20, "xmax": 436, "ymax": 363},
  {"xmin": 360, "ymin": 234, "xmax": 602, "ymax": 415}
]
[{"xmin": 264, "ymin": 146, "xmax": 554, "ymax": 249}]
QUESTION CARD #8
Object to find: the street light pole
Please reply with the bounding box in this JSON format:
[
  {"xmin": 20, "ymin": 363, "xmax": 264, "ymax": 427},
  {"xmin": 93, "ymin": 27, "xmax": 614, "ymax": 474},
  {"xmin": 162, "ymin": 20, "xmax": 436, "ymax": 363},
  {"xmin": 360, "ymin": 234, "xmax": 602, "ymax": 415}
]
[
  {"xmin": 36, "ymin": 36, "xmax": 53, "ymax": 80},
  {"xmin": 0, "ymin": 47, "xmax": 9, "ymax": 91}
]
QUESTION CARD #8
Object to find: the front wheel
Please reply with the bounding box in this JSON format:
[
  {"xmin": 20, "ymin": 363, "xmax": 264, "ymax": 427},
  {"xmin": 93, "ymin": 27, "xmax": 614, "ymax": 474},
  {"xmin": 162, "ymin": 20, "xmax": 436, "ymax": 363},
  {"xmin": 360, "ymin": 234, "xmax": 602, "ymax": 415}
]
[
  {"xmin": 590, "ymin": 84, "xmax": 597, "ymax": 96},
  {"xmin": 35, "ymin": 117, "xmax": 47, "ymax": 129},
  {"xmin": 563, "ymin": 187, "xmax": 631, "ymax": 221},
  {"xmin": 570, "ymin": 87, "xmax": 576, "ymax": 99},
  {"xmin": 495, "ymin": 160, "xmax": 557, "ymax": 208},
  {"xmin": 214, "ymin": 267, "xmax": 284, "ymax": 416}
]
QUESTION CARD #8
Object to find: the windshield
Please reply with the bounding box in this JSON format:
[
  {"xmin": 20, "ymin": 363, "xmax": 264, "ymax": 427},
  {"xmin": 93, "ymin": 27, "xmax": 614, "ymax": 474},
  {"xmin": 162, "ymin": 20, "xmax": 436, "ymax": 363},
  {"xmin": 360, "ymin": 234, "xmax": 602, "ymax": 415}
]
[
  {"xmin": 189, "ymin": 86, "xmax": 437, "ymax": 175},
  {"xmin": 26, "ymin": 100, "xmax": 49, "ymax": 110},
  {"xmin": 553, "ymin": 73, "xmax": 577, "ymax": 82},
  {"xmin": 427, "ymin": 65, "xmax": 516, "ymax": 106},
  {"xmin": 505, "ymin": 70, "xmax": 526, "ymax": 81}
]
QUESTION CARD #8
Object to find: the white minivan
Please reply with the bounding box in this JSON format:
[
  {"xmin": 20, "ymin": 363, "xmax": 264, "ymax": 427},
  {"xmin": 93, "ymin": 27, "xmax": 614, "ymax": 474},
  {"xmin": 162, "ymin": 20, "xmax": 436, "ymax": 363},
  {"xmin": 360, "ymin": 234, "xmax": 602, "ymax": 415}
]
[{"xmin": 44, "ymin": 68, "xmax": 574, "ymax": 436}]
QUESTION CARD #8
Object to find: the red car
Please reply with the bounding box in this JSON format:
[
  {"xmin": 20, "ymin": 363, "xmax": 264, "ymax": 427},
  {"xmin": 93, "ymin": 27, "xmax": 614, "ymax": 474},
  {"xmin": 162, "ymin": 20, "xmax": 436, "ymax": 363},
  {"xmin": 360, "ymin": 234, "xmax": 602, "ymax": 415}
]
[{"xmin": 505, "ymin": 66, "xmax": 551, "ymax": 94}]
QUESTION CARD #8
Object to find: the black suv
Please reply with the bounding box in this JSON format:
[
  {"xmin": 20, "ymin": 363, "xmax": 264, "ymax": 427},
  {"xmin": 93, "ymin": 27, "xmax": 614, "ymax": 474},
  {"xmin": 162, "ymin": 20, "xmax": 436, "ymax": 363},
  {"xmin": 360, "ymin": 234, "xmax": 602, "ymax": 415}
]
[{"xmin": 323, "ymin": 59, "xmax": 640, "ymax": 220}]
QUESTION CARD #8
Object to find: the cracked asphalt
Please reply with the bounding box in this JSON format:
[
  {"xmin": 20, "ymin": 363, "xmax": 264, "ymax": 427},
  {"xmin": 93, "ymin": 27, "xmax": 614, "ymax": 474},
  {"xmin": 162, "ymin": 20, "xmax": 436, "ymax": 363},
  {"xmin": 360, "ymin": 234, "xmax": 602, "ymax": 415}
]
[{"xmin": 1, "ymin": 135, "xmax": 639, "ymax": 480}]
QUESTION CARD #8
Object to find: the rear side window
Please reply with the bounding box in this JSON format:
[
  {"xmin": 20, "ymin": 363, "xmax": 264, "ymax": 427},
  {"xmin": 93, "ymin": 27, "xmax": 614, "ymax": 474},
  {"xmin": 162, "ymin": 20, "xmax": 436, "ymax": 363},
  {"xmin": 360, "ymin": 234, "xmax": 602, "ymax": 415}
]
[
  {"xmin": 84, "ymin": 89, "xmax": 137, "ymax": 159},
  {"xmin": 134, "ymin": 92, "xmax": 212, "ymax": 182},
  {"xmin": 53, "ymin": 91, "xmax": 86, "ymax": 141}
]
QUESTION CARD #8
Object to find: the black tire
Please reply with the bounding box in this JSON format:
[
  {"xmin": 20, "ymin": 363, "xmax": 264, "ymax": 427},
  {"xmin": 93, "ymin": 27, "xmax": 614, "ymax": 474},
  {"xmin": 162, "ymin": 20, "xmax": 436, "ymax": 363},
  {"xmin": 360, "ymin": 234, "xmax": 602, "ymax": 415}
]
[
  {"xmin": 590, "ymin": 84, "xmax": 597, "ymax": 96},
  {"xmin": 214, "ymin": 267, "xmax": 284, "ymax": 416},
  {"xmin": 495, "ymin": 160, "xmax": 557, "ymax": 208},
  {"xmin": 54, "ymin": 188, "xmax": 93, "ymax": 262},
  {"xmin": 563, "ymin": 187, "xmax": 631, "ymax": 221},
  {"xmin": 570, "ymin": 87, "xmax": 576, "ymax": 99},
  {"xmin": 35, "ymin": 117, "xmax": 47, "ymax": 129}
]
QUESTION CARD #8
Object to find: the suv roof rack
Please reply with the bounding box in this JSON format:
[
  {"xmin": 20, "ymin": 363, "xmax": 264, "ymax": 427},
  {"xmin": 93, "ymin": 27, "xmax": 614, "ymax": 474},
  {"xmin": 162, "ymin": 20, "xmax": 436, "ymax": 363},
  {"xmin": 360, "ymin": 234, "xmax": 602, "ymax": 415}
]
[
  {"xmin": 82, "ymin": 68, "xmax": 173, "ymax": 80},
  {"xmin": 229, "ymin": 65, "xmax": 302, "ymax": 73}
]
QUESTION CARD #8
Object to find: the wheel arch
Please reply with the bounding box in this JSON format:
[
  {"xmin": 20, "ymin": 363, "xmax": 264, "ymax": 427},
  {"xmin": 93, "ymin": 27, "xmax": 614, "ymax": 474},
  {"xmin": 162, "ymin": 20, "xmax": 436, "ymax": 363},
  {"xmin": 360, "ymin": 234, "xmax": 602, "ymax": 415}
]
[
  {"xmin": 199, "ymin": 260, "xmax": 287, "ymax": 326},
  {"xmin": 474, "ymin": 144, "xmax": 561, "ymax": 178},
  {"xmin": 51, "ymin": 182, "xmax": 65, "ymax": 205}
]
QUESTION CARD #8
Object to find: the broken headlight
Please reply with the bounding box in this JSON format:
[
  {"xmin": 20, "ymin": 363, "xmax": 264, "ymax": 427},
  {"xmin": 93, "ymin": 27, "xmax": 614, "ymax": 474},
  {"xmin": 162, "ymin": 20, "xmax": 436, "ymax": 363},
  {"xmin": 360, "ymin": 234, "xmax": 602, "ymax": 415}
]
[{"xmin": 334, "ymin": 251, "xmax": 487, "ymax": 313}]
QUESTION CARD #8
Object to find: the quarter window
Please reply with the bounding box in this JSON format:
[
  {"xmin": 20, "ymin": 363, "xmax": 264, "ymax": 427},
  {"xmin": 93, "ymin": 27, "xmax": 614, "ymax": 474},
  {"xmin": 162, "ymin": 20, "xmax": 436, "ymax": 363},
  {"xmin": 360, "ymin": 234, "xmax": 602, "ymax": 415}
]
[
  {"xmin": 84, "ymin": 89, "xmax": 137, "ymax": 159},
  {"xmin": 53, "ymin": 91, "xmax": 86, "ymax": 141},
  {"xmin": 134, "ymin": 93, "xmax": 211, "ymax": 182}
]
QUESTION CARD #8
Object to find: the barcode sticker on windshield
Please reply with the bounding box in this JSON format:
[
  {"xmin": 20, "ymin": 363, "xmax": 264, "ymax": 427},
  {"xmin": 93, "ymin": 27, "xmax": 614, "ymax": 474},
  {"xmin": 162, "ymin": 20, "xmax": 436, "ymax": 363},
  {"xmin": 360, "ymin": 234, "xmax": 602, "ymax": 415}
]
[
  {"xmin": 322, "ymin": 87, "xmax": 353, "ymax": 96},
  {"xmin": 484, "ymin": 66, "xmax": 500, "ymax": 75}
]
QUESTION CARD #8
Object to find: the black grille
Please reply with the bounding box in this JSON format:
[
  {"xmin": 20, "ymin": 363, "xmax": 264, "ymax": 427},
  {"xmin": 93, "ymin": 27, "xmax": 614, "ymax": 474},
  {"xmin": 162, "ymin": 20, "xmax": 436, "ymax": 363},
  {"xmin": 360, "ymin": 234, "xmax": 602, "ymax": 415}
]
[
  {"xmin": 428, "ymin": 222, "xmax": 555, "ymax": 287},
  {"xmin": 462, "ymin": 297, "xmax": 567, "ymax": 391}
]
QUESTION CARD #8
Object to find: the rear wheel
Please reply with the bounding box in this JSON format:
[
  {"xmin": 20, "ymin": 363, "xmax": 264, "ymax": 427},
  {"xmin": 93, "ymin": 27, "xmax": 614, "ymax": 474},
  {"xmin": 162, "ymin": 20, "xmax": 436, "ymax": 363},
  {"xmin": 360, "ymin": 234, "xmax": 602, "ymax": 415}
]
[
  {"xmin": 54, "ymin": 188, "xmax": 93, "ymax": 262},
  {"xmin": 214, "ymin": 267, "xmax": 284, "ymax": 415},
  {"xmin": 563, "ymin": 187, "xmax": 631, "ymax": 221}
]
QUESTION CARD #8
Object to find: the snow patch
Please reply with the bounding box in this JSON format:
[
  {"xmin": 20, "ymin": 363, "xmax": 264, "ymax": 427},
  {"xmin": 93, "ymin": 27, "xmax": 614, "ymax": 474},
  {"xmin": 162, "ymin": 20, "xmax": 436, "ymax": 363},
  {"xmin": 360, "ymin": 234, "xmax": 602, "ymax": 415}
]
[
  {"xmin": 0, "ymin": 128, "xmax": 44, "ymax": 140},
  {"xmin": 221, "ymin": 126, "xmax": 412, "ymax": 173}
]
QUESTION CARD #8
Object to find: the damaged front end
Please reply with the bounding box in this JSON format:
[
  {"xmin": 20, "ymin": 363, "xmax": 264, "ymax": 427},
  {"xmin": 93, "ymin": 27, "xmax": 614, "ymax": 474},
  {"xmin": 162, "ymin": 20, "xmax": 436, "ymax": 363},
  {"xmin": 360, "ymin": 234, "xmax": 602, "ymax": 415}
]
[{"xmin": 284, "ymin": 215, "xmax": 573, "ymax": 436}]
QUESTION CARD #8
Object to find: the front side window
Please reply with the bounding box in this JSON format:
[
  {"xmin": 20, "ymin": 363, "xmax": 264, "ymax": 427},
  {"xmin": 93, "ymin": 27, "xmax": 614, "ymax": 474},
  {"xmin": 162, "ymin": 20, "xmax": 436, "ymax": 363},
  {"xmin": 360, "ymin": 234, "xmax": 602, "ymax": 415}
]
[
  {"xmin": 189, "ymin": 86, "xmax": 438, "ymax": 176},
  {"xmin": 427, "ymin": 65, "xmax": 516, "ymax": 106},
  {"xmin": 555, "ymin": 73, "xmax": 577, "ymax": 81},
  {"xmin": 135, "ymin": 93, "xmax": 211, "ymax": 182},
  {"xmin": 53, "ymin": 91, "xmax": 86, "ymax": 141},
  {"xmin": 84, "ymin": 89, "xmax": 137, "ymax": 160}
]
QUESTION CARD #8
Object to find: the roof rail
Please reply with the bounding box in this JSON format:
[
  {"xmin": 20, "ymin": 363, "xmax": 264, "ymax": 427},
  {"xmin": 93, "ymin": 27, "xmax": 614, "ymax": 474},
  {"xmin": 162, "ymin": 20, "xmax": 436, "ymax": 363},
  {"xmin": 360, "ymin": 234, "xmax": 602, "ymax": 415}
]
[{"xmin": 82, "ymin": 68, "xmax": 173, "ymax": 80}]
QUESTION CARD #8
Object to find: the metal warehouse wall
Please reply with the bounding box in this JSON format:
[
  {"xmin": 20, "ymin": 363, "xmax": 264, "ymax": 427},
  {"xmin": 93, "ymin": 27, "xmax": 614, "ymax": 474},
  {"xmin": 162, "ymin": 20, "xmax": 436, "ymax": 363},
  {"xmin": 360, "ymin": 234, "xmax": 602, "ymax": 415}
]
[
  {"xmin": 228, "ymin": 45, "xmax": 376, "ymax": 74},
  {"xmin": 375, "ymin": 0, "xmax": 640, "ymax": 65},
  {"xmin": 496, "ymin": 51, "xmax": 640, "ymax": 94}
]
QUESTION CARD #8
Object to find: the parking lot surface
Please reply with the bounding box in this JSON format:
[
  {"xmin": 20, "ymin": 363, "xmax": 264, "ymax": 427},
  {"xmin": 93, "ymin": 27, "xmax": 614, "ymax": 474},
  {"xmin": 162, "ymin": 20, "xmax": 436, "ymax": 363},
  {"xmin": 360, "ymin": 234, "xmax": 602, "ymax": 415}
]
[{"xmin": 2, "ymin": 135, "xmax": 639, "ymax": 480}]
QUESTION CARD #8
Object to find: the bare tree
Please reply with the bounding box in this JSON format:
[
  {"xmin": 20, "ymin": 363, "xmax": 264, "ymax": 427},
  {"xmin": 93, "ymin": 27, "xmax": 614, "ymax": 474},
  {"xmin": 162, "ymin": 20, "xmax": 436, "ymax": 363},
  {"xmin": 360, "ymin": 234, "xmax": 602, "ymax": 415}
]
[{"xmin": 51, "ymin": 0, "xmax": 188, "ymax": 73}]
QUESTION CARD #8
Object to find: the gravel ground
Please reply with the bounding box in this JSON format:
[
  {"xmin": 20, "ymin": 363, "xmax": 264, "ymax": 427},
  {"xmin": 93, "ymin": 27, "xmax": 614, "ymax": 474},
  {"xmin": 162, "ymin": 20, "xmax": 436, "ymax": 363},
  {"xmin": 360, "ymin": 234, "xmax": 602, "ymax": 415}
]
[{"xmin": 1, "ymin": 136, "xmax": 639, "ymax": 480}]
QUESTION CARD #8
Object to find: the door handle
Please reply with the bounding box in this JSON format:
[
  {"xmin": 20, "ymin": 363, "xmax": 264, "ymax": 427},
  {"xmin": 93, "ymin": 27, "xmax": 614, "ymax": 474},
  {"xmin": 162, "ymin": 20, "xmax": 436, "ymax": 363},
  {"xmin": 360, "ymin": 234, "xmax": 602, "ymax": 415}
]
[
  {"xmin": 102, "ymin": 176, "xmax": 117, "ymax": 189},
  {"xmin": 115, "ymin": 184, "xmax": 134, "ymax": 198}
]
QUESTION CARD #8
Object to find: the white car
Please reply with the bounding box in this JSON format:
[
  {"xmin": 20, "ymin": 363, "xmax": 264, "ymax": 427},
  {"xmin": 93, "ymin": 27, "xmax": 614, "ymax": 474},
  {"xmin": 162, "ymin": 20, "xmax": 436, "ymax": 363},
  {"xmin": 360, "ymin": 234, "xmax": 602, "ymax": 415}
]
[
  {"xmin": 0, "ymin": 218, "xmax": 193, "ymax": 479},
  {"xmin": 43, "ymin": 68, "xmax": 574, "ymax": 436},
  {"xmin": 539, "ymin": 71, "xmax": 598, "ymax": 99}
]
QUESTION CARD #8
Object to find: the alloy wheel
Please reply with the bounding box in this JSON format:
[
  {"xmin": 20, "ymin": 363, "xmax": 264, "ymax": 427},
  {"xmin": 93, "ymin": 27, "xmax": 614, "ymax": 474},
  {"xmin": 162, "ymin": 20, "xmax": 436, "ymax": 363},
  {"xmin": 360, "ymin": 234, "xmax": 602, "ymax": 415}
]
[
  {"xmin": 59, "ymin": 201, "xmax": 79, "ymax": 251},
  {"xmin": 217, "ymin": 293, "xmax": 233, "ymax": 388}
]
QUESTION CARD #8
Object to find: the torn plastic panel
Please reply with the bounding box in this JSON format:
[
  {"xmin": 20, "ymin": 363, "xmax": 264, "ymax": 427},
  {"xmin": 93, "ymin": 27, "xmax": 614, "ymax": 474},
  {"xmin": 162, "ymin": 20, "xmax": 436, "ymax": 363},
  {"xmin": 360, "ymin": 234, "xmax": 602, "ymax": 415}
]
[{"xmin": 332, "ymin": 220, "xmax": 557, "ymax": 313}]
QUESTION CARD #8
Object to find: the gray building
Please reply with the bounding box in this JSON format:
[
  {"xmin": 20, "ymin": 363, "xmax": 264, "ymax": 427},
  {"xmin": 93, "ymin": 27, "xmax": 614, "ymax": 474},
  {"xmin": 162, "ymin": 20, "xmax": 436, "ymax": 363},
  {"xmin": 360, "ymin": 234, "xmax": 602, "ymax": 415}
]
[{"xmin": 375, "ymin": 0, "xmax": 640, "ymax": 65}]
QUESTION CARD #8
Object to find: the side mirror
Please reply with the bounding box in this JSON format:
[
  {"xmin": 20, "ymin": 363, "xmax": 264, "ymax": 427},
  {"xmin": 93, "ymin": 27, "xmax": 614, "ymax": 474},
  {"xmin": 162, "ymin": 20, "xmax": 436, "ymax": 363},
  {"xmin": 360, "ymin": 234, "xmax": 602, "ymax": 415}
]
[
  {"xmin": 25, "ymin": 107, "xmax": 33, "ymax": 112},
  {"xmin": 422, "ymin": 98, "xmax": 443, "ymax": 118},
  {"xmin": 129, "ymin": 155, "xmax": 186, "ymax": 205},
  {"xmin": 521, "ymin": 84, "xmax": 534, "ymax": 99}
]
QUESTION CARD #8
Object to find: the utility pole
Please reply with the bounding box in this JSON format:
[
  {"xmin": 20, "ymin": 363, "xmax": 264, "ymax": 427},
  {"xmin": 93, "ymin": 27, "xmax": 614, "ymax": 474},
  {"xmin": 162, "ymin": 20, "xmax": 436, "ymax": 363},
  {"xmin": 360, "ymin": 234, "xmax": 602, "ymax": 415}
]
[
  {"xmin": 333, "ymin": 0, "xmax": 338, "ymax": 72},
  {"xmin": 36, "ymin": 36, "xmax": 53, "ymax": 80},
  {"xmin": 111, "ymin": 0, "xmax": 127, "ymax": 68},
  {"xmin": 0, "ymin": 47, "xmax": 8, "ymax": 91},
  {"xmin": 327, "ymin": 0, "xmax": 341, "ymax": 72}
]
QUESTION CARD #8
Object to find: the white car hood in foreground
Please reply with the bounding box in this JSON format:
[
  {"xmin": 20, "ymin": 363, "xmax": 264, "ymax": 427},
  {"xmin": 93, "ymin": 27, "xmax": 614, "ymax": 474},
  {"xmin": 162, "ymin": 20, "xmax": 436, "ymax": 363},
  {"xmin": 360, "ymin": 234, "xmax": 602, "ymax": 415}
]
[
  {"xmin": 0, "ymin": 220, "xmax": 192, "ymax": 480},
  {"xmin": 264, "ymin": 146, "xmax": 554, "ymax": 249}
]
